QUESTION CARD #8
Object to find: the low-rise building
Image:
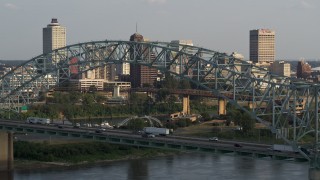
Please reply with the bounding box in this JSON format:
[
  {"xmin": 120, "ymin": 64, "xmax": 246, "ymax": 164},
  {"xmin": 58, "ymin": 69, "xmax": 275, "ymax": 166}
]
[{"xmin": 269, "ymin": 61, "xmax": 291, "ymax": 77}]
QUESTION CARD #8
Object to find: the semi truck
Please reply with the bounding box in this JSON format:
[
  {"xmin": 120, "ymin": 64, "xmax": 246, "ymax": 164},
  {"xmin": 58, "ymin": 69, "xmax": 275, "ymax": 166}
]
[
  {"xmin": 26, "ymin": 117, "xmax": 50, "ymax": 125},
  {"xmin": 270, "ymin": 144, "xmax": 299, "ymax": 153},
  {"xmin": 143, "ymin": 127, "xmax": 169, "ymax": 136}
]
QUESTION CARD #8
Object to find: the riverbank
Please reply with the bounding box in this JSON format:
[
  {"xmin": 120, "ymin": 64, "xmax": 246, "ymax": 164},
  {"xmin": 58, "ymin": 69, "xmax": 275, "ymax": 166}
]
[
  {"xmin": 14, "ymin": 152, "xmax": 177, "ymax": 171},
  {"xmin": 13, "ymin": 141, "xmax": 179, "ymax": 170},
  {"xmin": 14, "ymin": 153, "xmax": 309, "ymax": 180}
]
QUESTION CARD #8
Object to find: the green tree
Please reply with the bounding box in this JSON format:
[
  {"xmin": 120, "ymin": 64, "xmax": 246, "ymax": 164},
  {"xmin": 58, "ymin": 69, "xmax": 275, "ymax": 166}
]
[
  {"xmin": 94, "ymin": 94, "xmax": 107, "ymax": 104},
  {"xmin": 126, "ymin": 118, "xmax": 147, "ymax": 130},
  {"xmin": 239, "ymin": 112, "xmax": 255, "ymax": 135},
  {"xmin": 155, "ymin": 72, "xmax": 178, "ymax": 89},
  {"xmin": 88, "ymin": 85, "xmax": 97, "ymax": 93},
  {"xmin": 179, "ymin": 79, "xmax": 191, "ymax": 89},
  {"xmin": 69, "ymin": 91, "xmax": 82, "ymax": 104},
  {"xmin": 156, "ymin": 89, "xmax": 170, "ymax": 102},
  {"xmin": 82, "ymin": 94, "xmax": 95, "ymax": 106},
  {"xmin": 143, "ymin": 96, "xmax": 154, "ymax": 115},
  {"xmin": 201, "ymin": 112, "xmax": 211, "ymax": 121}
]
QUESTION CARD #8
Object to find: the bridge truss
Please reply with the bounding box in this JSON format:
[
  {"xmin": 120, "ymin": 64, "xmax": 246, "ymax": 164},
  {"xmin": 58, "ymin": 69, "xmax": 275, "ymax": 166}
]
[
  {"xmin": 0, "ymin": 40, "xmax": 319, "ymax": 166},
  {"xmin": 118, "ymin": 115, "xmax": 163, "ymax": 128}
]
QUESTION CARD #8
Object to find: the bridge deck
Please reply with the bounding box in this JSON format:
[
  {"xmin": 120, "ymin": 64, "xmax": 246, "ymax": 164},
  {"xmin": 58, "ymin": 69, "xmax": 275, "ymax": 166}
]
[{"xmin": 0, "ymin": 120, "xmax": 307, "ymax": 162}]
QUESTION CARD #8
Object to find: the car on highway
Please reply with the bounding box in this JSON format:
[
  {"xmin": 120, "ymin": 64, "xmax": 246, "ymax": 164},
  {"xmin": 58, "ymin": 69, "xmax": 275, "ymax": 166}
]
[
  {"xmin": 73, "ymin": 123, "xmax": 80, "ymax": 128},
  {"xmin": 147, "ymin": 134, "xmax": 155, "ymax": 138},
  {"xmin": 95, "ymin": 128, "xmax": 106, "ymax": 134},
  {"xmin": 134, "ymin": 130, "xmax": 144, "ymax": 134},
  {"xmin": 141, "ymin": 133, "xmax": 155, "ymax": 138},
  {"xmin": 95, "ymin": 129, "xmax": 103, "ymax": 133},
  {"xmin": 208, "ymin": 137, "xmax": 219, "ymax": 141},
  {"xmin": 234, "ymin": 143, "xmax": 242, "ymax": 148}
]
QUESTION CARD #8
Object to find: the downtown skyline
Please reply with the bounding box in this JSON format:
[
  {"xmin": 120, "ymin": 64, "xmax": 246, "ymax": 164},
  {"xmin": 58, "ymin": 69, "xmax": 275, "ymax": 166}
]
[{"xmin": 0, "ymin": 0, "xmax": 319, "ymax": 60}]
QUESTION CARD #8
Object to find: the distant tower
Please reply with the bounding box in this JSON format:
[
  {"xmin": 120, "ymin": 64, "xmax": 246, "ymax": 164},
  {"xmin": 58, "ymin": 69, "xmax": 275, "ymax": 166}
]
[
  {"xmin": 297, "ymin": 60, "xmax": 312, "ymax": 79},
  {"xmin": 170, "ymin": 40, "xmax": 193, "ymax": 75},
  {"xmin": 250, "ymin": 29, "xmax": 275, "ymax": 64},
  {"xmin": 43, "ymin": 18, "xmax": 66, "ymax": 54},
  {"xmin": 130, "ymin": 32, "xmax": 144, "ymax": 42},
  {"xmin": 129, "ymin": 32, "xmax": 157, "ymax": 88}
]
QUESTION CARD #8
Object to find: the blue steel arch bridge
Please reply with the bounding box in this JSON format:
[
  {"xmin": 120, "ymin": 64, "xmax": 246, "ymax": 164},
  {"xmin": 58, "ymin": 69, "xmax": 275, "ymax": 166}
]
[{"xmin": 0, "ymin": 40, "xmax": 319, "ymax": 167}]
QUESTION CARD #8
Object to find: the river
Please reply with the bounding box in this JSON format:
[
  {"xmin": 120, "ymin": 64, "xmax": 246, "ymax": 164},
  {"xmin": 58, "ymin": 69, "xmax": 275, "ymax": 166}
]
[{"xmin": 14, "ymin": 153, "xmax": 308, "ymax": 180}]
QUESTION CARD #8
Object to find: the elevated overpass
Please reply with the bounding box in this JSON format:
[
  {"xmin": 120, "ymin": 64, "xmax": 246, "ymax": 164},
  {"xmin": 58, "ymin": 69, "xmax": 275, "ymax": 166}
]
[{"xmin": 0, "ymin": 120, "xmax": 307, "ymax": 164}]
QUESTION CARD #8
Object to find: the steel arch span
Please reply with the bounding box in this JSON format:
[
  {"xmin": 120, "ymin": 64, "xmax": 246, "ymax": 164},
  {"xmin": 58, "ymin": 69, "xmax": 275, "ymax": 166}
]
[
  {"xmin": 0, "ymin": 40, "xmax": 319, "ymax": 163},
  {"xmin": 118, "ymin": 115, "xmax": 163, "ymax": 128}
]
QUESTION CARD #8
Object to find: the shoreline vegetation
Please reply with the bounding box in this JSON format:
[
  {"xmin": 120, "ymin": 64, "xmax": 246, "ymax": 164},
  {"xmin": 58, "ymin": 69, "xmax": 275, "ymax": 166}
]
[{"xmin": 13, "ymin": 141, "xmax": 179, "ymax": 170}]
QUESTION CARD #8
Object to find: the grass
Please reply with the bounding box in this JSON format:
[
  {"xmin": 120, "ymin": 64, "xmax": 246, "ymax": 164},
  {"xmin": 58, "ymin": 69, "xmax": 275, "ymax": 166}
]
[
  {"xmin": 13, "ymin": 141, "xmax": 179, "ymax": 167},
  {"xmin": 174, "ymin": 122, "xmax": 214, "ymax": 137},
  {"xmin": 174, "ymin": 120, "xmax": 279, "ymax": 144}
]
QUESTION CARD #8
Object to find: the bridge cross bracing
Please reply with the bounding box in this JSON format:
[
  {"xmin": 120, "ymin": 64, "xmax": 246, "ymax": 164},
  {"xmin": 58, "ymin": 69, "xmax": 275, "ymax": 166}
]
[{"xmin": 0, "ymin": 40, "xmax": 319, "ymax": 167}]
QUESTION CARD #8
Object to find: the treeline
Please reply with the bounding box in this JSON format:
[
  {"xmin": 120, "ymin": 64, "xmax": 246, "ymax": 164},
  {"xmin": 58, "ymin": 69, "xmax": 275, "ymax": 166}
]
[
  {"xmin": 1, "ymin": 73, "xmax": 216, "ymax": 121},
  {"xmin": 14, "ymin": 141, "xmax": 170, "ymax": 163},
  {"xmin": 13, "ymin": 90, "xmax": 215, "ymax": 122},
  {"xmin": 20, "ymin": 92, "xmax": 185, "ymax": 120}
]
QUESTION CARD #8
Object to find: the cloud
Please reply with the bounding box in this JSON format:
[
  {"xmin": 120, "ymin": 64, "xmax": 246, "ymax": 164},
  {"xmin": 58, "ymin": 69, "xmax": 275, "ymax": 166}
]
[
  {"xmin": 285, "ymin": 0, "xmax": 316, "ymax": 9},
  {"xmin": 299, "ymin": 0, "xmax": 314, "ymax": 9},
  {"xmin": 4, "ymin": 3, "xmax": 19, "ymax": 10},
  {"xmin": 145, "ymin": 0, "xmax": 167, "ymax": 4}
]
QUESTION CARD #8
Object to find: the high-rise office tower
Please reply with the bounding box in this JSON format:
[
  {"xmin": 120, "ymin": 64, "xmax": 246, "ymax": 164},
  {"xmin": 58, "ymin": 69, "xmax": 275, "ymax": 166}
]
[
  {"xmin": 42, "ymin": 18, "xmax": 67, "ymax": 81},
  {"xmin": 117, "ymin": 63, "xmax": 130, "ymax": 75},
  {"xmin": 81, "ymin": 59, "xmax": 116, "ymax": 81},
  {"xmin": 116, "ymin": 50, "xmax": 130, "ymax": 78},
  {"xmin": 43, "ymin": 18, "xmax": 66, "ymax": 54},
  {"xmin": 78, "ymin": 43, "xmax": 116, "ymax": 81},
  {"xmin": 170, "ymin": 40, "xmax": 193, "ymax": 51},
  {"xmin": 129, "ymin": 32, "xmax": 157, "ymax": 88},
  {"xmin": 170, "ymin": 40, "xmax": 193, "ymax": 75},
  {"xmin": 250, "ymin": 29, "xmax": 275, "ymax": 64}
]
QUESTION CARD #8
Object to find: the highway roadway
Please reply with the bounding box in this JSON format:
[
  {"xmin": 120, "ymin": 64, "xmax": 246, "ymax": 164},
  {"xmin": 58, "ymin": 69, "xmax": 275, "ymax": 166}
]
[{"xmin": 0, "ymin": 119, "xmax": 305, "ymax": 159}]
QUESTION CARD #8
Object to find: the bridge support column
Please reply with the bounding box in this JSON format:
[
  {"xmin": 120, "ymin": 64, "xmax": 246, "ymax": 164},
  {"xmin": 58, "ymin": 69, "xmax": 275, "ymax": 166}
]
[
  {"xmin": 113, "ymin": 85, "xmax": 120, "ymax": 98},
  {"xmin": 218, "ymin": 98, "xmax": 226, "ymax": 115},
  {"xmin": 310, "ymin": 155, "xmax": 320, "ymax": 180},
  {"xmin": 248, "ymin": 101, "xmax": 256, "ymax": 109},
  {"xmin": 182, "ymin": 95, "xmax": 190, "ymax": 114},
  {"xmin": 309, "ymin": 168, "xmax": 320, "ymax": 180},
  {"xmin": 0, "ymin": 132, "xmax": 13, "ymax": 172}
]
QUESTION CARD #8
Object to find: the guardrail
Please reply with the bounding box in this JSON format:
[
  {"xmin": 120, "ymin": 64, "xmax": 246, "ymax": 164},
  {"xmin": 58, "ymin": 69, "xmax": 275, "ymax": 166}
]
[{"xmin": 0, "ymin": 121, "xmax": 307, "ymax": 162}]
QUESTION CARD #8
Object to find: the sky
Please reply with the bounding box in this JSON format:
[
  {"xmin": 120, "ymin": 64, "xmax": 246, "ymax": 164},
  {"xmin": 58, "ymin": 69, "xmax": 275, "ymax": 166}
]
[{"xmin": 0, "ymin": 0, "xmax": 319, "ymax": 60}]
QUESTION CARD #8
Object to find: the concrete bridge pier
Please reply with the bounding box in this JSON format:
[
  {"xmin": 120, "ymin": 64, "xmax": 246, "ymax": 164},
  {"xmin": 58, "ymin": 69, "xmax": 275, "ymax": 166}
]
[
  {"xmin": 248, "ymin": 101, "xmax": 256, "ymax": 109},
  {"xmin": 113, "ymin": 85, "xmax": 120, "ymax": 98},
  {"xmin": 0, "ymin": 170, "xmax": 13, "ymax": 180},
  {"xmin": 218, "ymin": 98, "xmax": 226, "ymax": 115},
  {"xmin": 0, "ymin": 132, "xmax": 14, "ymax": 172},
  {"xmin": 182, "ymin": 95, "xmax": 190, "ymax": 114}
]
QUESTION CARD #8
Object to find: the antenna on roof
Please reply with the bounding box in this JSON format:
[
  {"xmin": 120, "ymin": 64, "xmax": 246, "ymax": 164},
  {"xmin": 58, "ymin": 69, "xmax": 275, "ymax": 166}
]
[{"xmin": 136, "ymin": 22, "xmax": 138, "ymax": 33}]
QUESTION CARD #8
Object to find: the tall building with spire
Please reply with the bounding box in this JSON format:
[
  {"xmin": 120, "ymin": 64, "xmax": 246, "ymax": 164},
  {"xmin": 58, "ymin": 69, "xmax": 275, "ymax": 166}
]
[
  {"xmin": 43, "ymin": 18, "xmax": 66, "ymax": 54},
  {"xmin": 129, "ymin": 32, "xmax": 157, "ymax": 88},
  {"xmin": 250, "ymin": 29, "xmax": 275, "ymax": 64}
]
